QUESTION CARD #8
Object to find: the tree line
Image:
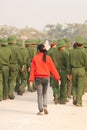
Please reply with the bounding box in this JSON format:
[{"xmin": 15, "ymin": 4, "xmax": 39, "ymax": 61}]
[{"xmin": 0, "ymin": 20, "xmax": 87, "ymax": 43}]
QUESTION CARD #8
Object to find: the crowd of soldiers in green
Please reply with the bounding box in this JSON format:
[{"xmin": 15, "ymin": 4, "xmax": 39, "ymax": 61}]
[
  {"xmin": 0, "ymin": 35, "xmax": 87, "ymax": 107},
  {"xmin": 0, "ymin": 36, "xmax": 41, "ymax": 101},
  {"xmin": 48, "ymin": 36, "xmax": 87, "ymax": 106}
]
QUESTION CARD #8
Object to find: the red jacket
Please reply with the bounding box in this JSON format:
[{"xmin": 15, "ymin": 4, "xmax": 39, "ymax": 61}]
[{"xmin": 29, "ymin": 52, "xmax": 60, "ymax": 82}]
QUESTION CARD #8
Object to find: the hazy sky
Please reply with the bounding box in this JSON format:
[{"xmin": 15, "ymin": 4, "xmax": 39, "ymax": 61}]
[{"xmin": 0, "ymin": 0, "xmax": 87, "ymax": 30}]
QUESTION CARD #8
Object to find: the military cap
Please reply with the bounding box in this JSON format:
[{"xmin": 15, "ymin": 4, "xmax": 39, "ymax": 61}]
[
  {"xmin": 30, "ymin": 39, "xmax": 37, "ymax": 45},
  {"xmin": 0, "ymin": 38, "xmax": 8, "ymax": 46},
  {"xmin": 36, "ymin": 39, "xmax": 43, "ymax": 45},
  {"xmin": 63, "ymin": 38, "xmax": 72, "ymax": 48},
  {"xmin": 84, "ymin": 41, "xmax": 87, "ymax": 48},
  {"xmin": 25, "ymin": 39, "xmax": 32, "ymax": 45},
  {"xmin": 64, "ymin": 38, "xmax": 71, "ymax": 43},
  {"xmin": 8, "ymin": 36, "xmax": 17, "ymax": 43},
  {"xmin": 25, "ymin": 39, "xmax": 43, "ymax": 45},
  {"xmin": 57, "ymin": 39, "xmax": 65, "ymax": 48},
  {"xmin": 17, "ymin": 38, "xmax": 23, "ymax": 46},
  {"xmin": 75, "ymin": 36, "xmax": 85, "ymax": 44}
]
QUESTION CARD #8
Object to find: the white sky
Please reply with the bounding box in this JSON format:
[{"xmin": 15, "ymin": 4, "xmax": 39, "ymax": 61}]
[{"xmin": 0, "ymin": 0, "xmax": 87, "ymax": 30}]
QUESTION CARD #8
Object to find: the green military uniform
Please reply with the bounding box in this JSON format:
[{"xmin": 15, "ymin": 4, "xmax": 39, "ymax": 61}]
[
  {"xmin": 64, "ymin": 38, "xmax": 72, "ymax": 98},
  {"xmin": 16, "ymin": 39, "xmax": 30, "ymax": 95},
  {"xmin": 69, "ymin": 36, "xmax": 87, "ymax": 106},
  {"xmin": 0, "ymin": 60, "xmax": 3, "ymax": 101},
  {"xmin": 0, "ymin": 38, "xmax": 11, "ymax": 100},
  {"xmin": 57, "ymin": 39, "xmax": 69, "ymax": 104},
  {"xmin": 25, "ymin": 39, "xmax": 37, "ymax": 92},
  {"xmin": 83, "ymin": 44, "xmax": 87, "ymax": 92},
  {"xmin": 48, "ymin": 42, "xmax": 60, "ymax": 104},
  {"xmin": 8, "ymin": 36, "xmax": 22, "ymax": 99},
  {"xmin": 15, "ymin": 39, "xmax": 24, "ymax": 94}
]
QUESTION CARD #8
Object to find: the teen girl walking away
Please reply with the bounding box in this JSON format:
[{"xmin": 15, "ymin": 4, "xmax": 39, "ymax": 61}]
[{"xmin": 29, "ymin": 44, "xmax": 60, "ymax": 115}]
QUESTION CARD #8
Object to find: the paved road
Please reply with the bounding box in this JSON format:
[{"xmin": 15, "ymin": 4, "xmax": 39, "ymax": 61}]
[{"xmin": 0, "ymin": 87, "xmax": 87, "ymax": 130}]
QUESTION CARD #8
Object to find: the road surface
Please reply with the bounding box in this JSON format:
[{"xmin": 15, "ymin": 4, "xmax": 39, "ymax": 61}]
[{"xmin": 0, "ymin": 87, "xmax": 87, "ymax": 130}]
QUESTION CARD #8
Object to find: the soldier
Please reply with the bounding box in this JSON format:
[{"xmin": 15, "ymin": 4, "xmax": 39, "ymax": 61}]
[
  {"xmin": 57, "ymin": 39, "xmax": 69, "ymax": 104},
  {"xmin": 69, "ymin": 36, "xmax": 87, "ymax": 106},
  {"xmin": 8, "ymin": 36, "xmax": 22, "ymax": 99},
  {"xmin": 48, "ymin": 41, "xmax": 60, "ymax": 104},
  {"xmin": 25, "ymin": 39, "xmax": 38, "ymax": 92},
  {"xmin": 16, "ymin": 39, "xmax": 30, "ymax": 95},
  {"xmin": 0, "ymin": 59, "xmax": 3, "ymax": 101},
  {"xmin": 83, "ymin": 43, "xmax": 87, "ymax": 92},
  {"xmin": 15, "ymin": 39, "xmax": 23, "ymax": 93},
  {"xmin": 0, "ymin": 38, "xmax": 11, "ymax": 100},
  {"xmin": 64, "ymin": 38, "xmax": 72, "ymax": 99}
]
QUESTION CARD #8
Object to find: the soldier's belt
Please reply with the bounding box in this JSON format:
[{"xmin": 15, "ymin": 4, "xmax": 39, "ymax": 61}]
[
  {"xmin": 72, "ymin": 67, "xmax": 84, "ymax": 69},
  {"xmin": 58, "ymin": 68, "xmax": 66, "ymax": 71},
  {"xmin": 10, "ymin": 62, "xmax": 18, "ymax": 64},
  {"xmin": 3, "ymin": 64, "xmax": 8, "ymax": 66}
]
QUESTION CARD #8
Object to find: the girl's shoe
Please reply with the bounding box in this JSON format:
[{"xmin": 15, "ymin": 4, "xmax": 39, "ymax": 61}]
[
  {"xmin": 44, "ymin": 107, "xmax": 48, "ymax": 114},
  {"xmin": 37, "ymin": 111, "xmax": 44, "ymax": 115}
]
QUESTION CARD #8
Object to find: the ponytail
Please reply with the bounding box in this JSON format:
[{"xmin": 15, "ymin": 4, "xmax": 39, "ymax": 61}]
[{"xmin": 37, "ymin": 44, "xmax": 47, "ymax": 62}]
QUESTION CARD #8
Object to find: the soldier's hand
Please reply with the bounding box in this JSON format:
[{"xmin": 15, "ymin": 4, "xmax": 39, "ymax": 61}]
[
  {"xmin": 67, "ymin": 74, "xmax": 72, "ymax": 80},
  {"xmin": 28, "ymin": 67, "xmax": 31, "ymax": 72},
  {"xmin": 30, "ymin": 82, "xmax": 33, "ymax": 87},
  {"xmin": 29, "ymin": 82, "xmax": 34, "ymax": 92},
  {"xmin": 21, "ymin": 66, "xmax": 25, "ymax": 72},
  {"xmin": 58, "ymin": 80, "xmax": 61, "ymax": 86}
]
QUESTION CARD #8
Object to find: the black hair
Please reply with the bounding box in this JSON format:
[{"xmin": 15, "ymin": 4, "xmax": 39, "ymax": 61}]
[
  {"xmin": 73, "ymin": 42, "xmax": 77, "ymax": 48},
  {"xmin": 37, "ymin": 44, "xmax": 47, "ymax": 62}
]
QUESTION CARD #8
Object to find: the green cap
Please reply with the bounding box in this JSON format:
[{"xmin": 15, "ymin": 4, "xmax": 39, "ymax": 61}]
[
  {"xmin": 25, "ymin": 39, "xmax": 43, "ymax": 45},
  {"xmin": 57, "ymin": 39, "xmax": 65, "ymax": 48},
  {"xmin": 36, "ymin": 39, "xmax": 43, "ymax": 45},
  {"xmin": 84, "ymin": 41, "xmax": 87, "ymax": 48},
  {"xmin": 0, "ymin": 38, "xmax": 8, "ymax": 46},
  {"xmin": 17, "ymin": 38, "xmax": 23, "ymax": 46},
  {"xmin": 75, "ymin": 36, "xmax": 85, "ymax": 44},
  {"xmin": 25, "ymin": 39, "xmax": 31, "ymax": 45},
  {"xmin": 64, "ymin": 38, "xmax": 71, "ymax": 43},
  {"xmin": 8, "ymin": 36, "xmax": 17, "ymax": 43},
  {"xmin": 63, "ymin": 38, "xmax": 72, "ymax": 48}
]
